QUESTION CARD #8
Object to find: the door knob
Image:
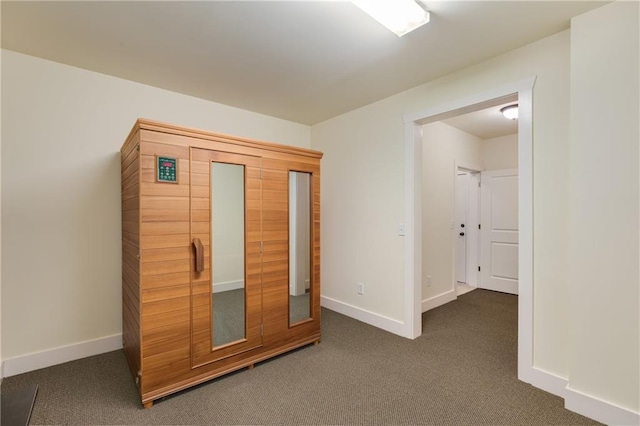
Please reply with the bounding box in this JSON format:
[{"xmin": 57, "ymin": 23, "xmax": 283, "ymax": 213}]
[{"xmin": 459, "ymin": 232, "xmax": 465, "ymax": 236}]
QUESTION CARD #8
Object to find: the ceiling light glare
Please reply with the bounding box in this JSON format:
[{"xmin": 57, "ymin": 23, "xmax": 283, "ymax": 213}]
[
  {"xmin": 501, "ymin": 104, "xmax": 519, "ymax": 120},
  {"xmin": 352, "ymin": 0, "xmax": 430, "ymax": 37}
]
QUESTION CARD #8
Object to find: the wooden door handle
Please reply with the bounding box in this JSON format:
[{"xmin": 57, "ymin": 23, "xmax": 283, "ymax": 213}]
[{"xmin": 193, "ymin": 238, "xmax": 204, "ymax": 273}]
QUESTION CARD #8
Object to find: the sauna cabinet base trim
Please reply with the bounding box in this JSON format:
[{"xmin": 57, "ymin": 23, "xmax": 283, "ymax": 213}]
[{"xmin": 140, "ymin": 335, "xmax": 321, "ymax": 407}]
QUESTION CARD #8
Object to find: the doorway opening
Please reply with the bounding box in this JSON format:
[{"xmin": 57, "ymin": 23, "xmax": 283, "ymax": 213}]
[
  {"xmin": 421, "ymin": 101, "xmax": 519, "ymax": 302},
  {"xmin": 403, "ymin": 77, "xmax": 535, "ymax": 383}
]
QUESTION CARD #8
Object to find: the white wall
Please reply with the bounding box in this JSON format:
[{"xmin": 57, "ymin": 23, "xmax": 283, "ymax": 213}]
[
  {"xmin": 312, "ymin": 106, "xmax": 406, "ymax": 323},
  {"xmin": 482, "ymin": 134, "xmax": 518, "ymax": 170},
  {"xmin": 421, "ymin": 122, "xmax": 482, "ymax": 301},
  {"xmin": 568, "ymin": 1, "xmax": 639, "ymax": 417},
  {"xmin": 312, "ymin": 30, "xmax": 571, "ymax": 377},
  {"xmin": 1, "ymin": 49, "xmax": 310, "ymax": 363}
]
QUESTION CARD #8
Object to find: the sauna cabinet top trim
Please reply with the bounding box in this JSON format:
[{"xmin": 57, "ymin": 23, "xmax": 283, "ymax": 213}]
[{"xmin": 126, "ymin": 118, "xmax": 323, "ymax": 160}]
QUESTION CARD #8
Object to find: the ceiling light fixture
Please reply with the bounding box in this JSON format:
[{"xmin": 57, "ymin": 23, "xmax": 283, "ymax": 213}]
[
  {"xmin": 501, "ymin": 104, "xmax": 519, "ymax": 120},
  {"xmin": 352, "ymin": 0, "xmax": 430, "ymax": 37}
]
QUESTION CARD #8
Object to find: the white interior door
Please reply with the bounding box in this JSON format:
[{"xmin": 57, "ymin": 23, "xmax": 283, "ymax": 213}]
[
  {"xmin": 480, "ymin": 169, "xmax": 519, "ymax": 294},
  {"xmin": 455, "ymin": 172, "xmax": 468, "ymax": 284}
]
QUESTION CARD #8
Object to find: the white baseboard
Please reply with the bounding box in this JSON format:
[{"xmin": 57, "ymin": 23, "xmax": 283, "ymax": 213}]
[
  {"xmin": 2, "ymin": 333, "xmax": 123, "ymax": 377},
  {"xmin": 321, "ymin": 295, "xmax": 405, "ymax": 336},
  {"xmin": 212, "ymin": 280, "xmax": 244, "ymax": 293},
  {"xmin": 528, "ymin": 366, "xmax": 568, "ymax": 398},
  {"xmin": 421, "ymin": 289, "xmax": 457, "ymax": 312},
  {"xmin": 0, "ymin": 360, "xmax": 4, "ymax": 382},
  {"xmin": 565, "ymin": 386, "xmax": 640, "ymax": 426},
  {"xmin": 525, "ymin": 366, "xmax": 639, "ymax": 425}
]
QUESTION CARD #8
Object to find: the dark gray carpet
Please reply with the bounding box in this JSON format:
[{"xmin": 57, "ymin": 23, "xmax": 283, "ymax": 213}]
[{"xmin": 1, "ymin": 290, "xmax": 600, "ymax": 425}]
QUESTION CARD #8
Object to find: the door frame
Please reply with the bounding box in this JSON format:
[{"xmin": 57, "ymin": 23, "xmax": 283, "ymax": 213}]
[
  {"xmin": 454, "ymin": 169, "xmax": 470, "ymax": 286},
  {"xmin": 402, "ymin": 77, "xmax": 535, "ymax": 384},
  {"xmin": 454, "ymin": 164, "xmax": 481, "ymax": 290}
]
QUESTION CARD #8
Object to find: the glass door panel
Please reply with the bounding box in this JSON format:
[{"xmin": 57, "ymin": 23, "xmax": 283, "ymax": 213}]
[
  {"xmin": 211, "ymin": 162, "xmax": 246, "ymax": 347},
  {"xmin": 288, "ymin": 171, "xmax": 312, "ymax": 326}
]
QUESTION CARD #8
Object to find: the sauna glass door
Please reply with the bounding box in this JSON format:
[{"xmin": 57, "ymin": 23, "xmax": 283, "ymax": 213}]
[
  {"xmin": 190, "ymin": 148, "xmax": 262, "ymax": 368},
  {"xmin": 289, "ymin": 171, "xmax": 313, "ymax": 325},
  {"xmin": 211, "ymin": 162, "xmax": 245, "ymax": 347}
]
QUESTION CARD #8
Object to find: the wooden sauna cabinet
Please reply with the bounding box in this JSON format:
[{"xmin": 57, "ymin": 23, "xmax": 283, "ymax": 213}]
[{"xmin": 121, "ymin": 119, "xmax": 322, "ymax": 408}]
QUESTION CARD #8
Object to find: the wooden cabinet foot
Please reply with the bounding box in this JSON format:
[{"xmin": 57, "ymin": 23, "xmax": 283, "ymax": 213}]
[
  {"xmin": 143, "ymin": 401, "xmax": 154, "ymax": 409},
  {"xmin": 247, "ymin": 364, "xmax": 255, "ymax": 370},
  {"xmin": 313, "ymin": 340, "xmax": 320, "ymax": 346}
]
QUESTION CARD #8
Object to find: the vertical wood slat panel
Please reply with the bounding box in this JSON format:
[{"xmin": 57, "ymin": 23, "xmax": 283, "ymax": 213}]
[
  {"xmin": 121, "ymin": 131, "xmax": 141, "ymax": 388},
  {"xmin": 136, "ymin": 139, "xmax": 192, "ymax": 396},
  {"xmin": 261, "ymin": 163, "xmax": 289, "ymax": 338}
]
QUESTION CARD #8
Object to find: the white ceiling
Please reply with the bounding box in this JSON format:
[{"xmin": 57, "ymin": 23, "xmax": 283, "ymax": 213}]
[
  {"xmin": 1, "ymin": 1, "xmax": 605, "ymax": 125},
  {"xmin": 442, "ymin": 101, "xmax": 518, "ymax": 139}
]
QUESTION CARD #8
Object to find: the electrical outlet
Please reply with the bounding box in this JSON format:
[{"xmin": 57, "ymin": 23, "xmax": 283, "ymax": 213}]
[
  {"xmin": 427, "ymin": 275, "xmax": 432, "ymax": 287},
  {"xmin": 357, "ymin": 282, "xmax": 365, "ymax": 295},
  {"xmin": 398, "ymin": 223, "xmax": 406, "ymax": 236}
]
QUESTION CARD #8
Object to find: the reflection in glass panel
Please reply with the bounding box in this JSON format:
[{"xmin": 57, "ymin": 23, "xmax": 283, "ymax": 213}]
[
  {"xmin": 289, "ymin": 171, "xmax": 312, "ymax": 325},
  {"xmin": 212, "ymin": 162, "xmax": 245, "ymax": 347}
]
